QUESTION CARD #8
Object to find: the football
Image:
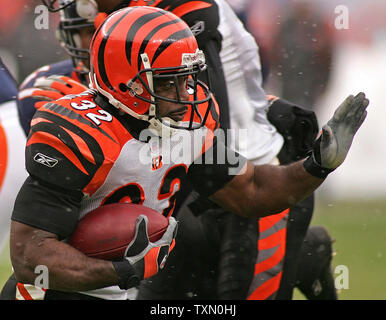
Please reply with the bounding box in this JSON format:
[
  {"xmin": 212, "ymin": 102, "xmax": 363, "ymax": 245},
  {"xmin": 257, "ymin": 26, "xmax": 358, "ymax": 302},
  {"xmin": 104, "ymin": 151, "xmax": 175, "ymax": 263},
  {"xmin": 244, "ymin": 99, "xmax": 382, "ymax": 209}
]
[{"xmin": 68, "ymin": 203, "xmax": 169, "ymax": 260}]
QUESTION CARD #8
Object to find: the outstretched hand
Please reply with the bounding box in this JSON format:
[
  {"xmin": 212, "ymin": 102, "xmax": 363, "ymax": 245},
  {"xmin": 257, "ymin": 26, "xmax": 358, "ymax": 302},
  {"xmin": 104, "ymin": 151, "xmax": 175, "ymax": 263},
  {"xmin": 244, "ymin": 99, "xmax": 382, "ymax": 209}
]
[
  {"xmin": 318, "ymin": 92, "xmax": 369, "ymax": 169},
  {"xmin": 304, "ymin": 92, "xmax": 369, "ymax": 178}
]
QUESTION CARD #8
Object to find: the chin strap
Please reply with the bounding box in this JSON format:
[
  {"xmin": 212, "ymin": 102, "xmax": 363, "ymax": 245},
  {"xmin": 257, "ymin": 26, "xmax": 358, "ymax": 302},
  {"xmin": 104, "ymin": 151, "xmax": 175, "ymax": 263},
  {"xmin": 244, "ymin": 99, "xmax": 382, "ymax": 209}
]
[{"xmin": 140, "ymin": 53, "xmax": 156, "ymax": 120}]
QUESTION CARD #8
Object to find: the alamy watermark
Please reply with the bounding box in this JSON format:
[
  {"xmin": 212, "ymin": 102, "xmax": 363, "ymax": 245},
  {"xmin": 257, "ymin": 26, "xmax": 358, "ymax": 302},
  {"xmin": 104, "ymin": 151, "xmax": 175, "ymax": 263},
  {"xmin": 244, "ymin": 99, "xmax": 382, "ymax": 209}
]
[
  {"xmin": 34, "ymin": 265, "xmax": 49, "ymax": 289},
  {"xmin": 32, "ymin": 263, "xmax": 349, "ymax": 293},
  {"xmin": 34, "ymin": 5, "xmax": 49, "ymax": 30},
  {"xmin": 334, "ymin": 5, "xmax": 349, "ymax": 30},
  {"xmin": 33, "ymin": 3, "xmax": 350, "ymax": 31},
  {"xmin": 138, "ymin": 127, "xmax": 248, "ymax": 176},
  {"xmin": 334, "ymin": 264, "xmax": 349, "ymax": 290}
]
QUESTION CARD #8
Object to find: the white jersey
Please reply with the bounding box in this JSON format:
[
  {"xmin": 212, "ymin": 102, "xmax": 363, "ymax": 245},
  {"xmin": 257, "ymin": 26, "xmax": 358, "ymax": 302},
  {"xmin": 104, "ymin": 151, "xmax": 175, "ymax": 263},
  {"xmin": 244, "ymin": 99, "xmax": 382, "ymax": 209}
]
[
  {"xmin": 0, "ymin": 101, "xmax": 28, "ymax": 253},
  {"xmin": 215, "ymin": 0, "xmax": 284, "ymax": 165}
]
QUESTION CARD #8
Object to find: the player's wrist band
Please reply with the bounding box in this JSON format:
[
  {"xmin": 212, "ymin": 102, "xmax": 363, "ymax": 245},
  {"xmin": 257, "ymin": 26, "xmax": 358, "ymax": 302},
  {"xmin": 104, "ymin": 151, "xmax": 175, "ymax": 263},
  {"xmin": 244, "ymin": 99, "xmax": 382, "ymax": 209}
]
[
  {"xmin": 112, "ymin": 260, "xmax": 140, "ymax": 290},
  {"xmin": 303, "ymin": 155, "xmax": 334, "ymax": 179}
]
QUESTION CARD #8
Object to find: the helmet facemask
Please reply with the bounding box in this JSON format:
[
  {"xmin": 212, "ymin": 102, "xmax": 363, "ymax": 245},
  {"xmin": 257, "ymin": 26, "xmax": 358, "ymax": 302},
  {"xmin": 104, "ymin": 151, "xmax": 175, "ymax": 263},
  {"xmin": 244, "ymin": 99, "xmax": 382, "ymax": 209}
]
[
  {"xmin": 56, "ymin": 3, "xmax": 95, "ymax": 75},
  {"xmin": 123, "ymin": 50, "xmax": 212, "ymax": 133},
  {"xmin": 43, "ymin": 0, "xmax": 98, "ymax": 19},
  {"xmin": 42, "ymin": 0, "xmax": 74, "ymax": 12}
]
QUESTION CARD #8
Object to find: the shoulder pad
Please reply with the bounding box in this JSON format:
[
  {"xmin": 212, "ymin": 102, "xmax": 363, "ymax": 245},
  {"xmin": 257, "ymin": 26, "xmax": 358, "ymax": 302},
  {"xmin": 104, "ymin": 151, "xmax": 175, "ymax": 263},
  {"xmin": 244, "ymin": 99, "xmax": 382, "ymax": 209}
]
[{"xmin": 26, "ymin": 93, "xmax": 130, "ymax": 195}]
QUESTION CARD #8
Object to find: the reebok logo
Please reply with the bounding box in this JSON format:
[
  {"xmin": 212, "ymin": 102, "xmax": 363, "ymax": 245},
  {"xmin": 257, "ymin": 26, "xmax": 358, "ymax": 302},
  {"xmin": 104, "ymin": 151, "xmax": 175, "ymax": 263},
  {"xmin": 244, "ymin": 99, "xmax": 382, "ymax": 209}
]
[
  {"xmin": 190, "ymin": 21, "xmax": 205, "ymax": 36},
  {"xmin": 34, "ymin": 153, "xmax": 58, "ymax": 168}
]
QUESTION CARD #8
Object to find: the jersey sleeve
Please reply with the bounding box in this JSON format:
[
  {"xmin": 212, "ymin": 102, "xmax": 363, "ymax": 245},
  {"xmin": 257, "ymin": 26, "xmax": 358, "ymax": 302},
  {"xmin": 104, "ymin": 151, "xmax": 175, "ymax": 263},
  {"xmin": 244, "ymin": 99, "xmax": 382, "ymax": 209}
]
[
  {"xmin": 187, "ymin": 136, "xmax": 247, "ymax": 197},
  {"xmin": 11, "ymin": 176, "xmax": 83, "ymax": 240},
  {"xmin": 172, "ymin": 0, "xmax": 221, "ymax": 47},
  {"xmin": 125, "ymin": 0, "xmax": 221, "ymax": 45},
  {"xmin": 12, "ymin": 97, "xmax": 121, "ymax": 238},
  {"xmin": 25, "ymin": 106, "xmax": 106, "ymax": 193}
]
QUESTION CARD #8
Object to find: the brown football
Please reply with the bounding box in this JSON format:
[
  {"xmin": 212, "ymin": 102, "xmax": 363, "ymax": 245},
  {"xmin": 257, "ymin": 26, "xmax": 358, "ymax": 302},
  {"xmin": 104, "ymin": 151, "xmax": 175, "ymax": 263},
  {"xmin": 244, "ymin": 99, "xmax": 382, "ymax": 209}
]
[{"xmin": 68, "ymin": 203, "xmax": 168, "ymax": 260}]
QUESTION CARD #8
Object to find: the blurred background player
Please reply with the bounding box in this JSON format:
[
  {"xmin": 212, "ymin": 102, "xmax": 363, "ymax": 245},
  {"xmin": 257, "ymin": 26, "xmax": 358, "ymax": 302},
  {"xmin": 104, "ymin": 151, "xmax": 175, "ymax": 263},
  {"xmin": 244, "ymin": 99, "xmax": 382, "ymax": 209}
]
[
  {"xmin": 16, "ymin": 2, "xmax": 95, "ymax": 134},
  {"xmin": 0, "ymin": 59, "xmax": 28, "ymax": 281},
  {"xmin": 3, "ymin": 0, "xmax": 337, "ymax": 300}
]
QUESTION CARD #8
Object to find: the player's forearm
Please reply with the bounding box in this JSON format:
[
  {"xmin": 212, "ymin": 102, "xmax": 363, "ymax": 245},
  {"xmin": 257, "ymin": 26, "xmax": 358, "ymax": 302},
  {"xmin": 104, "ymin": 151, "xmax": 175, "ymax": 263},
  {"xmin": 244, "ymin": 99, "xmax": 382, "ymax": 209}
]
[
  {"xmin": 26, "ymin": 241, "xmax": 118, "ymax": 292},
  {"xmin": 248, "ymin": 160, "xmax": 323, "ymax": 217},
  {"xmin": 211, "ymin": 160, "xmax": 323, "ymax": 219},
  {"xmin": 11, "ymin": 221, "xmax": 119, "ymax": 292}
]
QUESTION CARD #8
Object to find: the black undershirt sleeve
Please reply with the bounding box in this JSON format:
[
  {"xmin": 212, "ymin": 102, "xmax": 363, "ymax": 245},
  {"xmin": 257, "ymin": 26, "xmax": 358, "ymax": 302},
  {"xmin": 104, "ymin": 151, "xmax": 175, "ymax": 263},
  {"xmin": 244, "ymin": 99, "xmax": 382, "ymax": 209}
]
[
  {"xmin": 11, "ymin": 176, "xmax": 83, "ymax": 240},
  {"xmin": 187, "ymin": 137, "xmax": 247, "ymax": 198}
]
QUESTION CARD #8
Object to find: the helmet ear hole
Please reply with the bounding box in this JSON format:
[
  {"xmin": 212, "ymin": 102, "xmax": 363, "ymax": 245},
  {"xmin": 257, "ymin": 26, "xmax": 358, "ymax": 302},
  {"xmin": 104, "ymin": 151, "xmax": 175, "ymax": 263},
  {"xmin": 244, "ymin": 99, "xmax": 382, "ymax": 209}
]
[{"xmin": 119, "ymin": 83, "xmax": 128, "ymax": 92}]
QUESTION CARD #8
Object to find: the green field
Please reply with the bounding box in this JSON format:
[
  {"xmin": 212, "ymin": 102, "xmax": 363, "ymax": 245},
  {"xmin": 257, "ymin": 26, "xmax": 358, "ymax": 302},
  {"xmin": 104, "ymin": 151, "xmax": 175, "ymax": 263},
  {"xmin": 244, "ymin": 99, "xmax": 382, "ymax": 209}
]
[
  {"xmin": 0, "ymin": 240, "xmax": 11, "ymax": 292},
  {"xmin": 294, "ymin": 197, "xmax": 386, "ymax": 300},
  {"xmin": 1, "ymin": 198, "xmax": 385, "ymax": 300}
]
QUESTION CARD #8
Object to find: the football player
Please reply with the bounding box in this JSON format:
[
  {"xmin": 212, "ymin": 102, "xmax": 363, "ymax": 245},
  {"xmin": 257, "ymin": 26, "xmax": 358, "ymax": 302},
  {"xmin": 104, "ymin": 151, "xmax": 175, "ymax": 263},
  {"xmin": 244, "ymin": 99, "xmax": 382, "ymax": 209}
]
[
  {"xmin": 11, "ymin": 0, "xmax": 335, "ymax": 300},
  {"xmin": 16, "ymin": 2, "xmax": 95, "ymax": 135},
  {"xmin": 7, "ymin": 6, "xmax": 368, "ymax": 300},
  {"xmin": 18, "ymin": 0, "xmax": 279, "ymax": 300}
]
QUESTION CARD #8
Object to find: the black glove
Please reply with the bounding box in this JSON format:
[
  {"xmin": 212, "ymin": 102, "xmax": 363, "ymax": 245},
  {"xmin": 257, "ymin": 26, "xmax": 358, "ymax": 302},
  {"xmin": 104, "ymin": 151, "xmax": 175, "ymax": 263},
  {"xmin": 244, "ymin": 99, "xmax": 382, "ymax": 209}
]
[{"xmin": 267, "ymin": 96, "xmax": 319, "ymax": 165}]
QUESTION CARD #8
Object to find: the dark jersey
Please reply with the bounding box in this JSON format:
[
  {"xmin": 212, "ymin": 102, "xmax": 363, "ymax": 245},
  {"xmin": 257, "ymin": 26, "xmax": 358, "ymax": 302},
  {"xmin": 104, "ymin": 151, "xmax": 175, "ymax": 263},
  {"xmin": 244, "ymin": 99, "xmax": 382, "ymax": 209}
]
[
  {"xmin": 17, "ymin": 59, "xmax": 80, "ymax": 135},
  {"xmin": 0, "ymin": 58, "xmax": 18, "ymax": 104},
  {"xmin": 114, "ymin": 0, "xmax": 220, "ymax": 46}
]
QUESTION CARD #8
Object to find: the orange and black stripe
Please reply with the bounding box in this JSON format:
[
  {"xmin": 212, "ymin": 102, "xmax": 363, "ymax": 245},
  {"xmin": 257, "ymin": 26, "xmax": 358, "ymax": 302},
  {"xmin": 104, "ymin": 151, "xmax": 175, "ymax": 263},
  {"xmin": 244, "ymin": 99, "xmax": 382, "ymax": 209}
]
[
  {"xmin": 92, "ymin": 6, "xmax": 196, "ymax": 91},
  {"xmin": 247, "ymin": 209, "xmax": 289, "ymax": 300},
  {"xmin": 127, "ymin": 0, "xmax": 213, "ymax": 16},
  {"xmin": 26, "ymin": 102, "xmax": 117, "ymax": 193},
  {"xmin": 0, "ymin": 121, "xmax": 8, "ymax": 192},
  {"xmin": 93, "ymin": 8, "xmax": 135, "ymax": 91}
]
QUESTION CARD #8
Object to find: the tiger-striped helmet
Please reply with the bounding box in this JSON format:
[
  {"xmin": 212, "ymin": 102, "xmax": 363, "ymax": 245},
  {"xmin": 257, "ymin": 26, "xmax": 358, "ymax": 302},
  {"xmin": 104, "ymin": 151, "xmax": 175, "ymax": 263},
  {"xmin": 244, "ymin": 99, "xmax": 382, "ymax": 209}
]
[{"xmin": 89, "ymin": 6, "xmax": 212, "ymax": 136}]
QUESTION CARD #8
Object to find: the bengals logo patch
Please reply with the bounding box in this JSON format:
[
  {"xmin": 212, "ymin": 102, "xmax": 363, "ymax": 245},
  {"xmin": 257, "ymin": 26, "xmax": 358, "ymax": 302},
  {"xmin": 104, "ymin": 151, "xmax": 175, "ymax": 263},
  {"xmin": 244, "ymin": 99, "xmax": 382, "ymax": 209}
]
[{"xmin": 152, "ymin": 155, "xmax": 163, "ymax": 171}]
